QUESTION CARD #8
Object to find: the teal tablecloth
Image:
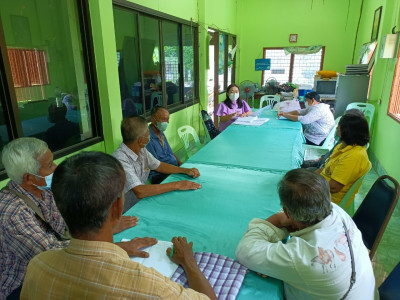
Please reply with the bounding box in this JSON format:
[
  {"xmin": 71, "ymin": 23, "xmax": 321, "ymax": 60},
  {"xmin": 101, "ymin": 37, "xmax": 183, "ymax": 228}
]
[
  {"xmin": 189, "ymin": 111, "xmax": 304, "ymax": 171},
  {"xmin": 114, "ymin": 163, "xmax": 284, "ymax": 299}
]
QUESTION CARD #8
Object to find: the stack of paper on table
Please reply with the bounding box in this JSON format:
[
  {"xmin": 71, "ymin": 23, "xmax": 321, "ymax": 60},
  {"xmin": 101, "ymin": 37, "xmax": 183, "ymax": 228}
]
[
  {"xmin": 233, "ymin": 117, "xmax": 269, "ymax": 126},
  {"xmin": 122, "ymin": 239, "xmax": 178, "ymax": 277}
]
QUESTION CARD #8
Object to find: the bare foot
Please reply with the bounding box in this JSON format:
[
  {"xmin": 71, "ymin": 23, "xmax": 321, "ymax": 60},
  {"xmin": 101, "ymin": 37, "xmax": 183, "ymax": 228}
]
[
  {"xmin": 113, "ymin": 216, "xmax": 139, "ymax": 234},
  {"xmin": 256, "ymin": 272, "xmax": 268, "ymax": 278}
]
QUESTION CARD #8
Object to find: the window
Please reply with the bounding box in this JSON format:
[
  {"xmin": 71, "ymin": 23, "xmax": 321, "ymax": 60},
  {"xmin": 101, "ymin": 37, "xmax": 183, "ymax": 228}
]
[
  {"xmin": 0, "ymin": 0, "xmax": 102, "ymax": 173},
  {"xmin": 262, "ymin": 47, "xmax": 325, "ymax": 86},
  {"xmin": 388, "ymin": 49, "xmax": 400, "ymax": 122},
  {"xmin": 7, "ymin": 48, "xmax": 50, "ymax": 88},
  {"xmin": 113, "ymin": 3, "xmax": 199, "ymax": 118},
  {"xmin": 207, "ymin": 29, "xmax": 236, "ymax": 121}
]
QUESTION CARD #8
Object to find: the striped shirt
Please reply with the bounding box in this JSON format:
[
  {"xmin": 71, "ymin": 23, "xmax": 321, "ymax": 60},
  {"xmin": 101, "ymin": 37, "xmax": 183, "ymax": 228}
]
[
  {"xmin": 21, "ymin": 239, "xmax": 209, "ymax": 300},
  {"xmin": 0, "ymin": 181, "xmax": 68, "ymax": 299}
]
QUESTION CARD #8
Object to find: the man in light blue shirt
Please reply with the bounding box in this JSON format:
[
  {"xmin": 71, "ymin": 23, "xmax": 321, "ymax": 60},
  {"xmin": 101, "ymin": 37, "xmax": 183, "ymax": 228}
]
[{"xmin": 146, "ymin": 106, "xmax": 182, "ymax": 184}]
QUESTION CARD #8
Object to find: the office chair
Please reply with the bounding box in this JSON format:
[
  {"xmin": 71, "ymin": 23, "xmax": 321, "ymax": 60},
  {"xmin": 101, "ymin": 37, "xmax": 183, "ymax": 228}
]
[
  {"xmin": 352, "ymin": 175, "xmax": 400, "ymax": 260},
  {"xmin": 379, "ymin": 262, "xmax": 400, "ymax": 300}
]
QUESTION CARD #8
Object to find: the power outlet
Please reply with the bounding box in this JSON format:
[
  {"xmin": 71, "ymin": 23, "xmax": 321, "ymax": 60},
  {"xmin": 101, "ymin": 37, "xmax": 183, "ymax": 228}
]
[{"xmin": 378, "ymin": 98, "xmax": 382, "ymax": 105}]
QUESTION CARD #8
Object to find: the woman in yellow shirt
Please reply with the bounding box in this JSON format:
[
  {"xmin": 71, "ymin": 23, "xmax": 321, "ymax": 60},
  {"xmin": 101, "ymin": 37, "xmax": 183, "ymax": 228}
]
[{"xmin": 317, "ymin": 114, "xmax": 371, "ymax": 205}]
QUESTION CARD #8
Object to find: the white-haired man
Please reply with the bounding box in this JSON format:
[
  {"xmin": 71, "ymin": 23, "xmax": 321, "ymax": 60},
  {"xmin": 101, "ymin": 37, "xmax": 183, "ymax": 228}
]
[{"xmin": 0, "ymin": 138, "xmax": 154, "ymax": 300}]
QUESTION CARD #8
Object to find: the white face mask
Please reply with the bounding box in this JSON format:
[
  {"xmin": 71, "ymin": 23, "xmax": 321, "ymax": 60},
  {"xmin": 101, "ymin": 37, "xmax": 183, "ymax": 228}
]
[
  {"xmin": 305, "ymin": 102, "xmax": 309, "ymax": 109},
  {"xmin": 229, "ymin": 93, "xmax": 239, "ymax": 102}
]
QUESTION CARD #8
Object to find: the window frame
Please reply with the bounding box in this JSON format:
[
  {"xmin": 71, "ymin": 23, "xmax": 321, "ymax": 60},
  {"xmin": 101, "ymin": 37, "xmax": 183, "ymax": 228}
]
[
  {"xmin": 388, "ymin": 47, "xmax": 400, "ymax": 123},
  {"xmin": 113, "ymin": 0, "xmax": 200, "ymax": 117},
  {"xmin": 0, "ymin": 0, "xmax": 103, "ymax": 179},
  {"xmin": 261, "ymin": 46, "xmax": 325, "ymax": 86}
]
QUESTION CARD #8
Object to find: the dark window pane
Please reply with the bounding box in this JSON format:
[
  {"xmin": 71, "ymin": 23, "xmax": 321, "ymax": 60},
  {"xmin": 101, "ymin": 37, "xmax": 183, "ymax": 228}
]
[
  {"xmin": 139, "ymin": 16, "xmax": 163, "ymax": 111},
  {"xmin": 113, "ymin": 8, "xmax": 142, "ymax": 117},
  {"xmin": 1, "ymin": 0, "xmax": 94, "ymax": 152},
  {"xmin": 183, "ymin": 25, "xmax": 195, "ymax": 101},
  {"xmin": 163, "ymin": 21, "xmax": 181, "ymax": 106}
]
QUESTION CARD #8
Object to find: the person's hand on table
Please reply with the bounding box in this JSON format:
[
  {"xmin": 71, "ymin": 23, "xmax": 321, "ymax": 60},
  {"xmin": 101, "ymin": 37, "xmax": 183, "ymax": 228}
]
[
  {"xmin": 278, "ymin": 111, "xmax": 285, "ymax": 118},
  {"xmin": 116, "ymin": 237, "xmax": 157, "ymax": 257},
  {"xmin": 175, "ymin": 180, "xmax": 201, "ymax": 191},
  {"xmin": 112, "ymin": 215, "xmax": 139, "ymax": 234},
  {"xmin": 166, "ymin": 236, "xmax": 196, "ymax": 266},
  {"xmin": 185, "ymin": 167, "xmax": 200, "ymax": 178}
]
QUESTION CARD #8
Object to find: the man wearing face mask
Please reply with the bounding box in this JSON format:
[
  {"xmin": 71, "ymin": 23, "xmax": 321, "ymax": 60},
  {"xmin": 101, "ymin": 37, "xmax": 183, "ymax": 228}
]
[
  {"xmin": 146, "ymin": 106, "xmax": 182, "ymax": 184},
  {"xmin": 215, "ymin": 83, "xmax": 252, "ymax": 132},
  {"xmin": 0, "ymin": 138, "xmax": 155, "ymax": 300},
  {"xmin": 113, "ymin": 116, "xmax": 201, "ymax": 213}
]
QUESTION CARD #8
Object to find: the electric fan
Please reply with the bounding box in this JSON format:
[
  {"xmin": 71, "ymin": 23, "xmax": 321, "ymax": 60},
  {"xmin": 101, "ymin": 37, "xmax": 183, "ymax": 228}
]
[{"xmin": 238, "ymin": 80, "xmax": 256, "ymax": 107}]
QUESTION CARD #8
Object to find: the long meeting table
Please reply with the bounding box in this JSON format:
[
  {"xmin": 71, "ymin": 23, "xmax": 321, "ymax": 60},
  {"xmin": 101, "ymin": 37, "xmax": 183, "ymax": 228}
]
[{"xmin": 114, "ymin": 110, "xmax": 305, "ymax": 299}]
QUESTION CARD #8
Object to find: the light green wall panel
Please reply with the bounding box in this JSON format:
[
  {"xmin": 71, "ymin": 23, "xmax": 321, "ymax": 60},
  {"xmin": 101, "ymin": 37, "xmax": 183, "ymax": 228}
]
[
  {"xmin": 356, "ymin": 0, "xmax": 400, "ymax": 182},
  {"xmin": 236, "ymin": 0, "xmax": 363, "ymax": 86}
]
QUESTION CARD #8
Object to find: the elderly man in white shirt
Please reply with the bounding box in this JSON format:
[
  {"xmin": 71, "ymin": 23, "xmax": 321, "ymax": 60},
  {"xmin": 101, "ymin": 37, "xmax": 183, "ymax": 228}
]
[
  {"xmin": 278, "ymin": 92, "xmax": 334, "ymax": 146},
  {"xmin": 236, "ymin": 169, "xmax": 378, "ymax": 300},
  {"xmin": 113, "ymin": 116, "xmax": 201, "ymax": 212}
]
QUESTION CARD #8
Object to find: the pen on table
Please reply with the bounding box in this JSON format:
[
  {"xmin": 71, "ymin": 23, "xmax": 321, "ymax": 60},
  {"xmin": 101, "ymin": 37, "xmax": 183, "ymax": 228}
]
[{"xmin": 169, "ymin": 246, "xmax": 174, "ymax": 258}]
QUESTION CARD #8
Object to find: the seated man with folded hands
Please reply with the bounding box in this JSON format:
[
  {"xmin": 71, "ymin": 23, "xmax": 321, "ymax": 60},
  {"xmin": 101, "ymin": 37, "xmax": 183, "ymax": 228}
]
[{"xmin": 21, "ymin": 152, "xmax": 216, "ymax": 300}]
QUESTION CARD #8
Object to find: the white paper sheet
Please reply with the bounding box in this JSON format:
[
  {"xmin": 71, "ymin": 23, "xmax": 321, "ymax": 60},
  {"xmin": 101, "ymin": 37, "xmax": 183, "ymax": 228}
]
[{"xmin": 121, "ymin": 239, "xmax": 179, "ymax": 278}]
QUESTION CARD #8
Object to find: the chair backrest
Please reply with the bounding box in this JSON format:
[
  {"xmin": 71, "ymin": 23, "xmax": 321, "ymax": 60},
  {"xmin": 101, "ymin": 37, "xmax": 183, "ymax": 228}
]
[
  {"xmin": 379, "ymin": 262, "xmax": 400, "ymax": 300},
  {"xmin": 338, "ymin": 164, "xmax": 371, "ymax": 216},
  {"xmin": 345, "ymin": 102, "xmax": 375, "ymax": 130},
  {"xmin": 353, "ymin": 175, "xmax": 400, "ymax": 260},
  {"xmin": 199, "ymin": 112, "xmax": 212, "ymax": 144},
  {"xmin": 260, "ymin": 95, "xmax": 280, "ymax": 109},
  {"xmin": 177, "ymin": 125, "xmax": 202, "ymax": 158},
  {"xmin": 151, "ymin": 92, "xmax": 163, "ymax": 108}
]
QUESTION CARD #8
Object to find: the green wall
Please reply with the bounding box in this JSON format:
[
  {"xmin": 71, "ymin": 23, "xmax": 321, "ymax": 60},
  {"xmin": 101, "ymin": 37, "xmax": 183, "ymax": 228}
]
[
  {"xmin": 355, "ymin": 0, "xmax": 400, "ymax": 182},
  {"xmin": 236, "ymin": 0, "xmax": 363, "ymax": 86}
]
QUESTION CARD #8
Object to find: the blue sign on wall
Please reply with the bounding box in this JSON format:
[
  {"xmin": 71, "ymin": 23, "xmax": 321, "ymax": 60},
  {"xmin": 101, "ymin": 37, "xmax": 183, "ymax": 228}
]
[{"xmin": 255, "ymin": 59, "xmax": 271, "ymax": 71}]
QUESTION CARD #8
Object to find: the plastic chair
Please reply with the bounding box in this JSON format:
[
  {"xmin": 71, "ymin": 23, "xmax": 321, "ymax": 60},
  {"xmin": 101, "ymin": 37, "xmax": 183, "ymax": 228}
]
[
  {"xmin": 259, "ymin": 95, "xmax": 280, "ymax": 109},
  {"xmin": 177, "ymin": 125, "xmax": 202, "ymax": 158},
  {"xmin": 338, "ymin": 164, "xmax": 371, "ymax": 217},
  {"xmin": 379, "ymin": 262, "xmax": 400, "ymax": 300},
  {"xmin": 352, "ymin": 175, "xmax": 400, "ymax": 260},
  {"xmin": 345, "ymin": 102, "xmax": 375, "ymax": 130},
  {"xmin": 303, "ymin": 116, "xmax": 341, "ymax": 155},
  {"xmin": 151, "ymin": 92, "xmax": 163, "ymax": 108}
]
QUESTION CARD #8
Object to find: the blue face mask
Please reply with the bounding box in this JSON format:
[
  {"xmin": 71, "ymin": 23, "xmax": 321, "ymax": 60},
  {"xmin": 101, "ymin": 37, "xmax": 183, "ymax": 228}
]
[{"xmin": 33, "ymin": 173, "xmax": 54, "ymax": 190}]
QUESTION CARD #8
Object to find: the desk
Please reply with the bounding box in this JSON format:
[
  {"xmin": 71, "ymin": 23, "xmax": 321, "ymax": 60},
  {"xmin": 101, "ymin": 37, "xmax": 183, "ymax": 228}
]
[
  {"xmin": 114, "ymin": 163, "xmax": 284, "ymax": 299},
  {"xmin": 189, "ymin": 111, "xmax": 304, "ymax": 171},
  {"xmin": 114, "ymin": 113, "xmax": 305, "ymax": 299}
]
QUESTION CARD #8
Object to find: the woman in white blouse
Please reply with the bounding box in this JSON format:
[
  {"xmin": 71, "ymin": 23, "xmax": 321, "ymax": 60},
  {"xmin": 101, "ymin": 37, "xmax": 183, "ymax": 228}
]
[{"xmin": 278, "ymin": 92, "xmax": 334, "ymax": 146}]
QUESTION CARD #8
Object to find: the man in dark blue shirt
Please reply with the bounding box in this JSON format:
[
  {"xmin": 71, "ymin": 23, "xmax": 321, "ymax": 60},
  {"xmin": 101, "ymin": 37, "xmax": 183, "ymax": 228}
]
[{"xmin": 146, "ymin": 106, "xmax": 182, "ymax": 184}]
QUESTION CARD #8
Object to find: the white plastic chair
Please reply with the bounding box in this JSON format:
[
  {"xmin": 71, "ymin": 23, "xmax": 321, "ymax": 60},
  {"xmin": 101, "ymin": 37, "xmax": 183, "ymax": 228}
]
[
  {"xmin": 151, "ymin": 92, "xmax": 163, "ymax": 108},
  {"xmin": 260, "ymin": 95, "xmax": 280, "ymax": 109},
  {"xmin": 345, "ymin": 102, "xmax": 375, "ymax": 130},
  {"xmin": 177, "ymin": 125, "xmax": 202, "ymax": 158},
  {"xmin": 303, "ymin": 116, "xmax": 341, "ymax": 156}
]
